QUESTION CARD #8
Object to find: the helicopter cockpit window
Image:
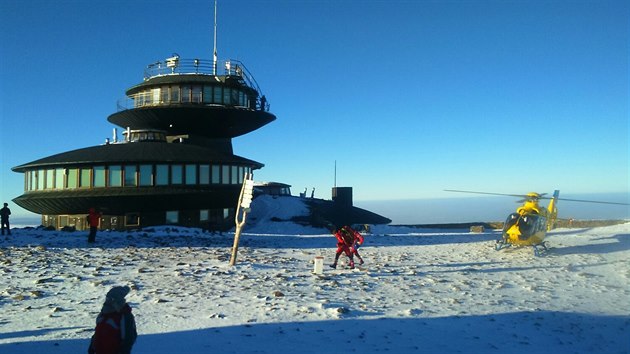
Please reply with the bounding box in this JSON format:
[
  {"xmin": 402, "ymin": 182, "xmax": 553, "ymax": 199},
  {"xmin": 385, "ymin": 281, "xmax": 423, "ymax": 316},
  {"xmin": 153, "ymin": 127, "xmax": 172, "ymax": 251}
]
[
  {"xmin": 517, "ymin": 215, "xmax": 537, "ymax": 238},
  {"xmin": 503, "ymin": 213, "xmax": 519, "ymax": 231}
]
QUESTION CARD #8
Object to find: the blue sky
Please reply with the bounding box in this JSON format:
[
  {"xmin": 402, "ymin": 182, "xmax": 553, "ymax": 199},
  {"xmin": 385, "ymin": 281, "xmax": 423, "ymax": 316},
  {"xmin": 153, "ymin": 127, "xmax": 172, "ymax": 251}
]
[{"xmin": 1, "ymin": 0, "xmax": 628, "ymax": 220}]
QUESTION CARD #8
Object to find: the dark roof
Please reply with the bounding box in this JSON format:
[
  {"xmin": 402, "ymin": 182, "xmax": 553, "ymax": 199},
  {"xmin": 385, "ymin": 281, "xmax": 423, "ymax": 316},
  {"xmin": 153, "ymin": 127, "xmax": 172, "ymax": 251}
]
[
  {"xmin": 255, "ymin": 182, "xmax": 292, "ymax": 188},
  {"xmin": 107, "ymin": 106, "xmax": 276, "ymax": 138},
  {"xmin": 292, "ymin": 198, "xmax": 392, "ymax": 227},
  {"xmin": 12, "ymin": 142, "xmax": 263, "ymax": 172}
]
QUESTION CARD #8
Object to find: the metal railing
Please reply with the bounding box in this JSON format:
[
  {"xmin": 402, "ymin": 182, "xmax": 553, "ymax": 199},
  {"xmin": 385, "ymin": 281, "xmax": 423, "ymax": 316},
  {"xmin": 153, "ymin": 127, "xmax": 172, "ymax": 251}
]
[
  {"xmin": 143, "ymin": 57, "xmax": 264, "ymax": 96},
  {"xmin": 111, "ymin": 56, "xmax": 271, "ymax": 112}
]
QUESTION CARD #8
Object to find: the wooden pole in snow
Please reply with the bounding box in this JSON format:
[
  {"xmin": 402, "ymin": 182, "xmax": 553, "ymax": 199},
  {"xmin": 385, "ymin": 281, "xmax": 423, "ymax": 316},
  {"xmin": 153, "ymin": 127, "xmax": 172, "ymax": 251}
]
[{"xmin": 229, "ymin": 173, "xmax": 253, "ymax": 266}]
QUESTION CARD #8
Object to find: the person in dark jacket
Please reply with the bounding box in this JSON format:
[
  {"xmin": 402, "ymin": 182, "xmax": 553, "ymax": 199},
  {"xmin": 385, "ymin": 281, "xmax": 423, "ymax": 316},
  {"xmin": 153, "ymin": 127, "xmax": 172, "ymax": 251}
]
[
  {"xmin": 1, "ymin": 203, "xmax": 11, "ymax": 235},
  {"xmin": 88, "ymin": 286, "xmax": 137, "ymax": 354}
]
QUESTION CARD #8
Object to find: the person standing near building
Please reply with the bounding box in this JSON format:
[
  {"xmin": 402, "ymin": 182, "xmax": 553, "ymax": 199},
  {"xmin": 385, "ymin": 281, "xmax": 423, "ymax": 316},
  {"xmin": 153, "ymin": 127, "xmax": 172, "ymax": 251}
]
[
  {"xmin": 1, "ymin": 203, "xmax": 11, "ymax": 235},
  {"xmin": 87, "ymin": 208, "xmax": 102, "ymax": 243}
]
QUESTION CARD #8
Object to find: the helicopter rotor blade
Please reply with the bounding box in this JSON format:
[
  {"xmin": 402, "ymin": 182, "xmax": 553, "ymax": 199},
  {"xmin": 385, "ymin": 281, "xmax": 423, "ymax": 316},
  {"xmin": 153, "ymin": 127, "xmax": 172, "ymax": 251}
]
[
  {"xmin": 443, "ymin": 190, "xmax": 528, "ymax": 198},
  {"xmin": 554, "ymin": 197, "xmax": 629, "ymax": 205},
  {"xmin": 445, "ymin": 189, "xmax": 629, "ymax": 205}
]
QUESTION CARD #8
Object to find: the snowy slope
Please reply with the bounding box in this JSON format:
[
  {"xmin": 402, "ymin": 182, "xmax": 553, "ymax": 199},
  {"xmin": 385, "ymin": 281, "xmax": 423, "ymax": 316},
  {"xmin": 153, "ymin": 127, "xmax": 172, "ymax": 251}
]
[{"xmin": 0, "ymin": 197, "xmax": 628, "ymax": 354}]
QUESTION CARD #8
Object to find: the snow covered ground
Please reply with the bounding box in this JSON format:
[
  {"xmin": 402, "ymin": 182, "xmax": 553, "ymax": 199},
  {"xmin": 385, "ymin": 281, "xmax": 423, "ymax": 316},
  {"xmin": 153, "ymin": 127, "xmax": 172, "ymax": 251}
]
[{"xmin": 1, "ymin": 196, "xmax": 629, "ymax": 354}]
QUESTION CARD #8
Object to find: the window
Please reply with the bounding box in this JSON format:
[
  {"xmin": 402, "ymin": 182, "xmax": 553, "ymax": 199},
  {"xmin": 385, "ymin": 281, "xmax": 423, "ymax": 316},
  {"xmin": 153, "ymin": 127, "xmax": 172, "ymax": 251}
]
[
  {"xmin": 93, "ymin": 166, "xmax": 105, "ymax": 187},
  {"xmin": 67, "ymin": 169, "xmax": 78, "ymax": 189},
  {"xmin": 212, "ymin": 165, "xmax": 220, "ymax": 184},
  {"xmin": 156, "ymin": 164, "xmax": 169, "ymax": 185},
  {"xmin": 79, "ymin": 168, "xmax": 91, "ymax": 188},
  {"xmin": 151, "ymin": 88, "xmax": 160, "ymax": 105},
  {"xmin": 203, "ymin": 86, "xmax": 213, "ymax": 103},
  {"xmin": 231, "ymin": 166, "xmax": 238, "ymax": 184},
  {"xmin": 125, "ymin": 213, "xmax": 140, "ymax": 226},
  {"xmin": 37, "ymin": 169, "xmax": 44, "ymax": 190},
  {"xmin": 55, "ymin": 169, "xmax": 65, "ymax": 189},
  {"xmin": 200, "ymin": 209, "xmax": 209, "ymax": 221},
  {"xmin": 199, "ymin": 165, "xmax": 210, "ymax": 184},
  {"xmin": 223, "ymin": 88, "xmax": 231, "ymax": 105},
  {"xmin": 185, "ymin": 164, "xmax": 197, "ymax": 185},
  {"xmin": 192, "ymin": 86, "xmax": 202, "ymax": 103},
  {"xmin": 222, "ymin": 165, "xmax": 230, "ymax": 185},
  {"xmin": 166, "ymin": 211, "xmax": 179, "ymax": 224},
  {"xmin": 213, "ymin": 86, "xmax": 222, "ymax": 104},
  {"xmin": 171, "ymin": 86, "xmax": 180, "ymax": 103},
  {"xmin": 124, "ymin": 165, "xmax": 137, "ymax": 187},
  {"xmin": 237, "ymin": 166, "xmax": 244, "ymax": 183},
  {"xmin": 45, "ymin": 169, "xmax": 54, "ymax": 189},
  {"xmin": 171, "ymin": 165, "xmax": 183, "ymax": 184},
  {"xmin": 109, "ymin": 165, "xmax": 122, "ymax": 187},
  {"xmin": 161, "ymin": 86, "xmax": 169, "ymax": 103},
  {"xmin": 231, "ymin": 89, "xmax": 239, "ymax": 105},
  {"xmin": 139, "ymin": 164, "xmax": 153, "ymax": 186},
  {"xmin": 181, "ymin": 85, "xmax": 191, "ymax": 103},
  {"xmin": 28, "ymin": 171, "xmax": 35, "ymax": 191},
  {"xmin": 239, "ymin": 91, "xmax": 246, "ymax": 106}
]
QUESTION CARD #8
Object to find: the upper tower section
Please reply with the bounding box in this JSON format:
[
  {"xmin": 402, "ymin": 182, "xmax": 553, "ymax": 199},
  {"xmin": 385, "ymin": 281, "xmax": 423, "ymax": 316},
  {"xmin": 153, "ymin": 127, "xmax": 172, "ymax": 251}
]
[{"xmin": 107, "ymin": 55, "xmax": 276, "ymax": 139}]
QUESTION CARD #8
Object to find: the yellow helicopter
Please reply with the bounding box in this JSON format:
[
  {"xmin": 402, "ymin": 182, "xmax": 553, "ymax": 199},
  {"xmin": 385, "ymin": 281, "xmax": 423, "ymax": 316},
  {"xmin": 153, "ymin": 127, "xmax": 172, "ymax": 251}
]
[{"xmin": 445, "ymin": 189, "xmax": 629, "ymax": 256}]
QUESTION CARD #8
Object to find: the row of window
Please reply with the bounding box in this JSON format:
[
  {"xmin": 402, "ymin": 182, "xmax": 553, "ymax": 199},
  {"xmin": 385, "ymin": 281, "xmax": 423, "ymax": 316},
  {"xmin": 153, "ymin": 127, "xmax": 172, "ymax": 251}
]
[
  {"xmin": 133, "ymin": 85, "xmax": 253, "ymax": 109},
  {"xmin": 42, "ymin": 208, "xmax": 231, "ymax": 229},
  {"xmin": 25, "ymin": 164, "xmax": 252, "ymax": 191}
]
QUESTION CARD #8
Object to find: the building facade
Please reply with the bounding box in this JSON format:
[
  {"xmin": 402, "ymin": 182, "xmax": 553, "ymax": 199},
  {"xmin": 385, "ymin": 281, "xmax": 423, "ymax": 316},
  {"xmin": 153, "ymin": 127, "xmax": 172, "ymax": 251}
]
[{"xmin": 12, "ymin": 57, "xmax": 275, "ymax": 231}]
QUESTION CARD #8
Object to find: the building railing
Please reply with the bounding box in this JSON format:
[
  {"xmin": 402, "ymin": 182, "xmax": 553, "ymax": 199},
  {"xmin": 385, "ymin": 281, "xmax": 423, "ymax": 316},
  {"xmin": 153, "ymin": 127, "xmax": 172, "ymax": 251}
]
[
  {"xmin": 144, "ymin": 56, "xmax": 264, "ymax": 96},
  {"xmin": 112, "ymin": 56, "xmax": 270, "ymax": 112}
]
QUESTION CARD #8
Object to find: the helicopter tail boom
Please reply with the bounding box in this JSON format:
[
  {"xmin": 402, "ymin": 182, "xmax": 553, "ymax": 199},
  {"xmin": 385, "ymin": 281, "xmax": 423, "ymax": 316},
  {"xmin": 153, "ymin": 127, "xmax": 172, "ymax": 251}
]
[{"xmin": 546, "ymin": 190, "xmax": 560, "ymax": 230}]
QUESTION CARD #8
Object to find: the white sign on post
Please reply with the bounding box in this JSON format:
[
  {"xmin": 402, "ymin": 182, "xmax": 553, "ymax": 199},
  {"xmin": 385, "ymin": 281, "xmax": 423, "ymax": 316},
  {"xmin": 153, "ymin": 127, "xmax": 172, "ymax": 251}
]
[{"xmin": 241, "ymin": 179, "xmax": 254, "ymax": 209}]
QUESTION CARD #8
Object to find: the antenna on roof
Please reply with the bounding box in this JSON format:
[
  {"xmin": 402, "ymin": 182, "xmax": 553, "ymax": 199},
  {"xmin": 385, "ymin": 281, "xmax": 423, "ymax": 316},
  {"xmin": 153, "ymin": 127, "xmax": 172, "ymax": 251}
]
[
  {"xmin": 213, "ymin": 0, "xmax": 218, "ymax": 75},
  {"xmin": 334, "ymin": 160, "xmax": 337, "ymax": 187}
]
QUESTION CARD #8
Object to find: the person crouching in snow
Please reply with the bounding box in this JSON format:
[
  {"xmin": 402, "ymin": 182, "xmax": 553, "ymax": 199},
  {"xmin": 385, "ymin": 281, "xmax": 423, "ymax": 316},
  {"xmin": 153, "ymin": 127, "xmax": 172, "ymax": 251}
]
[
  {"xmin": 330, "ymin": 226, "xmax": 356, "ymax": 269},
  {"xmin": 88, "ymin": 286, "xmax": 137, "ymax": 354},
  {"xmin": 343, "ymin": 225, "xmax": 365, "ymax": 265}
]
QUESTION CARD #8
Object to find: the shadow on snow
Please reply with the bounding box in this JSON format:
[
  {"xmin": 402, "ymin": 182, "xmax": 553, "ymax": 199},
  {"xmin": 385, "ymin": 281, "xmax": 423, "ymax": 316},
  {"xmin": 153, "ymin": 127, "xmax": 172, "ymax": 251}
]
[{"xmin": 1, "ymin": 311, "xmax": 627, "ymax": 354}]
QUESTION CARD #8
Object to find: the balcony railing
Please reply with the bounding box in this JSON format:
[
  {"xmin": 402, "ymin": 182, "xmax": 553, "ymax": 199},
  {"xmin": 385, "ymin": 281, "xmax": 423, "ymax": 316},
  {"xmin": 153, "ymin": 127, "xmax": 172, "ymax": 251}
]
[
  {"xmin": 114, "ymin": 56, "xmax": 271, "ymax": 112},
  {"xmin": 144, "ymin": 57, "xmax": 263, "ymax": 96}
]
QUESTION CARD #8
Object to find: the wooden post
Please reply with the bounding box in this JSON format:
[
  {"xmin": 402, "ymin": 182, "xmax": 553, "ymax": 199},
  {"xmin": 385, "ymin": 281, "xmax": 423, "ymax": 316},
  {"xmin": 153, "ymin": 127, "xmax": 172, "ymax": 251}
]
[{"xmin": 229, "ymin": 173, "xmax": 253, "ymax": 266}]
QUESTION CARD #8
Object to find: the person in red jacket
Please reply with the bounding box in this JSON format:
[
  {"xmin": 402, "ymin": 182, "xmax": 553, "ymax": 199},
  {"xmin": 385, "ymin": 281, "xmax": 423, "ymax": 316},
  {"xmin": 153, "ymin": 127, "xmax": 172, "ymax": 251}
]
[
  {"xmin": 87, "ymin": 208, "xmax": 102, "ymax": 243},
  {"xmin": 89, "ymin": 286, "xmax": 137, "ymax": 354},
  {"xmin": 343, "ymin": 225, "xmax": 365, "ymax": 265},
  {"xmin": 330, "ymin": 226, "xmax": 356, "ymax": 269}
]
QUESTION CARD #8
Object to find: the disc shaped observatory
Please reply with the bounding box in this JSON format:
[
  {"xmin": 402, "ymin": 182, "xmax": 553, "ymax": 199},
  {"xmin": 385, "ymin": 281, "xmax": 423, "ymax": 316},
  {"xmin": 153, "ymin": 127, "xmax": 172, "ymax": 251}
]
[{"xmin": 12, "ymin": 56, "xmax": 275, "ymax": 230}]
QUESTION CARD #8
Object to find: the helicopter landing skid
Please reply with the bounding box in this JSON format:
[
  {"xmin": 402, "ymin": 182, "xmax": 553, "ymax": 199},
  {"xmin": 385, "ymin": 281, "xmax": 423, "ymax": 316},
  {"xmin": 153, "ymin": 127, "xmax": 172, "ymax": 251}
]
[
  {"xmin": 532, "ymin": 242, "xmax": 549, "ymax": 257},
  {"xmin": 494, "ymin": 239, "xmax": 511, "ymax": 251}
]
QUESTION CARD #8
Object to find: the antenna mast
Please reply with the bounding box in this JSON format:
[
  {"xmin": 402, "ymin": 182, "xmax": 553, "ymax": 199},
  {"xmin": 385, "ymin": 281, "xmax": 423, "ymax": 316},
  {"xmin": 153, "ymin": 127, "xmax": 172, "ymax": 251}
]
[
  {"xmin": 334, "ymin": 160, "xmax": 337, "ymax": 187},
  {"xmin": 213, "ymin": 0, "xmax": 218, "ymax": 75}
]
